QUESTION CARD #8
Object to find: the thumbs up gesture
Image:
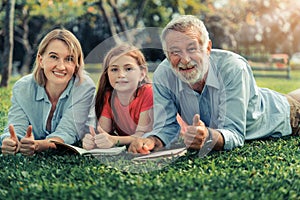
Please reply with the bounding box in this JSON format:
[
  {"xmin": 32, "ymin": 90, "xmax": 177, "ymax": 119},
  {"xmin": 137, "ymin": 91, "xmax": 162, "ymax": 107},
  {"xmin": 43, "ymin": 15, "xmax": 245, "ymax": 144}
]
[
  {"xmin": 94, "ymin": 125, "xmax": 116, "ymax": 149},
  {"xmin": 82, "ymin": 126, "xmax": 97, "ymax": 150},
  {"xmin": 183, "ymin": 114, "xmax": 208, "ymax": 150},
  {"xmin": 1, "ymin": 124, "xmax": 20, "ymax": 155},
  {"xmin": 20, "ymin": 125, "xmax": 36, "ymax": 156}
]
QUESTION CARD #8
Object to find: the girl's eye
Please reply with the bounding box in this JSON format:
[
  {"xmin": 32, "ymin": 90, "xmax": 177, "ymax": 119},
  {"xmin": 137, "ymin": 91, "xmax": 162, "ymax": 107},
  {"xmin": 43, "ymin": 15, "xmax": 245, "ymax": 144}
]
[
  {"xmin": 110, "ymin": 68, "xmax": 118, "ymax": 72},
  {"xmin": 125, "ymin": 67, "xmax": 133, "ymax": 71}
]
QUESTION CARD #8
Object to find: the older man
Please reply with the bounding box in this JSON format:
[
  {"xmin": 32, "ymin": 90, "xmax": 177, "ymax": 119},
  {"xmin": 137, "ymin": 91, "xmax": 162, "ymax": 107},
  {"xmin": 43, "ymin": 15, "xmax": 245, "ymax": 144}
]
[{"xmin": 128, "ymin": 15, "xmax": 300, "ymax": 154}]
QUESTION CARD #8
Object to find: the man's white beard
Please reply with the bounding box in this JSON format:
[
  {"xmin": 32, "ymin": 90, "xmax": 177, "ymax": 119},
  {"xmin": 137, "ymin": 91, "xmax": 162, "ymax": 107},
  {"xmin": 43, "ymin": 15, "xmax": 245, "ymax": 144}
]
[{"xmin": 174, "ymin": 57, "xmax": 209, "ymax": 85}]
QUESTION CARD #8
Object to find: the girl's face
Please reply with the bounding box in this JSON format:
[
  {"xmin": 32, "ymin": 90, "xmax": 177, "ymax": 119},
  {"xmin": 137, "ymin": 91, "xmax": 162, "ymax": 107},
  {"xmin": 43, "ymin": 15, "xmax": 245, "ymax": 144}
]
[
  {"xmin": 107, "ymin": 55, "xmax": 146, "ymax": 94},
  {"xmin": 38, "ymin": 39, "xmax": 76, "ymax": 90}
]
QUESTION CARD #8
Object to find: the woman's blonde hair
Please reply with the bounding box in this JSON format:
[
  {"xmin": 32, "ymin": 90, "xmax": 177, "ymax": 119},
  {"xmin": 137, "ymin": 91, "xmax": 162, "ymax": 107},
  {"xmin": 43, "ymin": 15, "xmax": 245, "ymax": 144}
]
[{"xmin": 33, "ymin": 28, "xmax": 85, "ymax": 86}]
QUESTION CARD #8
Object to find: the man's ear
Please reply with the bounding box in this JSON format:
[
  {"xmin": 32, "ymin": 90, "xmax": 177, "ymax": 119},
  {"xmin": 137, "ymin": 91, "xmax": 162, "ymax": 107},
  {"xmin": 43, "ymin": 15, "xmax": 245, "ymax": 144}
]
[{"xmin": 206, "ymin": 40, "xmax": 212, "ymax": 54}]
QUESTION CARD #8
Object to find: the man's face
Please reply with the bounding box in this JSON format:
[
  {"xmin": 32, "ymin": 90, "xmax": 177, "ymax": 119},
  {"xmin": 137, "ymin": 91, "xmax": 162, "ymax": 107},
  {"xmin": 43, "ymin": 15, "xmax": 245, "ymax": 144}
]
[{"xmin": 165, "ymin": 30, "xmax": 211, "ymax": 85}]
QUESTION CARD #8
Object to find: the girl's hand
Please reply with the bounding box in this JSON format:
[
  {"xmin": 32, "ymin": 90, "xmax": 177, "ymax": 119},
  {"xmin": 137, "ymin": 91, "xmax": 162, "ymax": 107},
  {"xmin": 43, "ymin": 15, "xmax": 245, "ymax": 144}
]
[
  {"xmin": 94, "ymin": 125, "xmax": 116, "ymax": 149},
  {"xmin": 82, "ymin": 126, "xmax": 97, "ymax": 150}
]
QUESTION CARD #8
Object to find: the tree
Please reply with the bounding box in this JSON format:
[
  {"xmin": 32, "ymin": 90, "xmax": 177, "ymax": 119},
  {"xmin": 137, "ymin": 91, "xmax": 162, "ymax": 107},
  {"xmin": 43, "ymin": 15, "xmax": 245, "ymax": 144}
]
[
  {"xmin": 217, "ymin": 0, "xmax": 300, "ymax": 55},
  {"xmin": 1, "ymin": 0, "xmax": 15, "ymax": 87}
]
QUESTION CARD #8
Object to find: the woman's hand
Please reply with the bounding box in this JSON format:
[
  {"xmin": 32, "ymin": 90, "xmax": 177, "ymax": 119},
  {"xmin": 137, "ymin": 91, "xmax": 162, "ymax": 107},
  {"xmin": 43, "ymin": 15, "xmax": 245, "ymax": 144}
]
[
  {"xmin": 1, "ymin": 124, "xmax": 20, "ymax": 155},
  {"xmin": 19, "ymin": 125, "xmax": 36, "ymax": 156}
]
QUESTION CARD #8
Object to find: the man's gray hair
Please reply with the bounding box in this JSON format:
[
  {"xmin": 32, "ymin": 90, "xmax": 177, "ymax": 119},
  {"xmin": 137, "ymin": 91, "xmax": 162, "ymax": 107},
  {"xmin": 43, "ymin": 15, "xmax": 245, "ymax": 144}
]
[{"xmin": 161, "ymin": 15, "xmax": 210, "ymax": 56}]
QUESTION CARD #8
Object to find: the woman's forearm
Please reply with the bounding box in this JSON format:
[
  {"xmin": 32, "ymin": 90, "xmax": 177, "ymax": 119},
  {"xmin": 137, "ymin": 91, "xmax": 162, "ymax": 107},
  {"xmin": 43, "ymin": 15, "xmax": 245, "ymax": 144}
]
[{"xmin": 36, "ymin": 137, "xmax": 64, "ymax": 152}]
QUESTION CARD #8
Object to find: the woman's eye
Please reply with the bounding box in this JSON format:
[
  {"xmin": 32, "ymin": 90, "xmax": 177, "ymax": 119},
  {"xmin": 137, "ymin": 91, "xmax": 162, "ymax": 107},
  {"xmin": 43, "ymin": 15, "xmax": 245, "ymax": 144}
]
[
  {"xmin": 49, "ymin": 55, "xmax": 58, "ymax": 60},
  {"xmin": 65, "ymin": 56, "xmax": 74, "ymax": 62}
]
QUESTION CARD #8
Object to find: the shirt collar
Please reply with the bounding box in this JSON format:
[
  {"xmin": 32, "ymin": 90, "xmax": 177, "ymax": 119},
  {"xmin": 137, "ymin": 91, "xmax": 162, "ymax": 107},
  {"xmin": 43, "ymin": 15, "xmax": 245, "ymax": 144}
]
[
  {"xmin": 205, "ymin": 57, "xmax": 220, "ymax": 90},
  {"xmin": 176, "ymin": 57, "xmax": 220, "ymax": 93},
  {"xmin": 36, "ymin": 76, "xmax": 75, "ymax": 101}
]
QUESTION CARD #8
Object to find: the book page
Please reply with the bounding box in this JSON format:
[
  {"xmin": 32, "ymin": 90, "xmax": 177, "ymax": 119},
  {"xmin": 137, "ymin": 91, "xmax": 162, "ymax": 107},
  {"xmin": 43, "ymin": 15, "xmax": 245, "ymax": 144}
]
[
  {"xmin": 84, "ymin": 146, "xmax": 126, "ymax": 156},
  {"xmin": 132, "ymin": 147, "xmax": 187, "ymax": 161},
  {"xmin": 50, "ymin": 140, "xmax": 126, "ymax": 156}
]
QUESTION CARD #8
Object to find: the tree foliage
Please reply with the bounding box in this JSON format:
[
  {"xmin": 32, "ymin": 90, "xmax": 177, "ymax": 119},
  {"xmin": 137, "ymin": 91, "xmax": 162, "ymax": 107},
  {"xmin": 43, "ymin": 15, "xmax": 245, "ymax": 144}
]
[{"xmin": 0, "ymin": 0, "xmax": 300, "ymax": 82}]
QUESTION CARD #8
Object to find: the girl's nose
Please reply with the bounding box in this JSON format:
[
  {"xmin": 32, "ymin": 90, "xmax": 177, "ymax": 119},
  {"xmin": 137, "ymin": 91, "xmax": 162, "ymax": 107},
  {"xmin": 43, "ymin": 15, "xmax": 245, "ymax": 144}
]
[{"xmin": 118, "ymin": 69, "xmax": 126, "ymax": 77}]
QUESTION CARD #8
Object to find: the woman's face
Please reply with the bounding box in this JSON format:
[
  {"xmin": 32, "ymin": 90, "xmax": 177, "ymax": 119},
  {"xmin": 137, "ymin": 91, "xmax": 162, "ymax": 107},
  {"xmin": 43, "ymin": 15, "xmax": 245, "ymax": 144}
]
[
  {"xmin": 38, "ymin": 39, "xmax": 76, "ymax": 89},
  {"xmin": 107, "ymin": 55, "xmax": 146, "ymax": 94}
]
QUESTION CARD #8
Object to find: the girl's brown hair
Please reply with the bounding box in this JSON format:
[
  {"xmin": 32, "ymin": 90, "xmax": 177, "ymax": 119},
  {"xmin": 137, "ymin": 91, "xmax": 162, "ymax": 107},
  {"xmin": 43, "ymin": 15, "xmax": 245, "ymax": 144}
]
[{"xmin": 95, "ymin": 43, "xmax": 151, "ymax": 119}]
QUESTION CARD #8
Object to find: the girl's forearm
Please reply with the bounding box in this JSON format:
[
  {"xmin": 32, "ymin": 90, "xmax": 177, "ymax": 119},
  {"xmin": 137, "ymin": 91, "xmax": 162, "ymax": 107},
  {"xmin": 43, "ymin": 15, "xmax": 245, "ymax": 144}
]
[{"xmin": 112, "ymin": 135, "xmax": 142, "ymax": 146}]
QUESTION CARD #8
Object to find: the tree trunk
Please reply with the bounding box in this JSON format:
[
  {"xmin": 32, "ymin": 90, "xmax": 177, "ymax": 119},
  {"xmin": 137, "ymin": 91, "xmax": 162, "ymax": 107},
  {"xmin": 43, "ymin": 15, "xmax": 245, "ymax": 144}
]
[
  {"xmin": 133, "ymin": 0, "xmax": 148, "ymax": 28},
  {"xmin": 1, "ymin": 0, "xmax": 15, "ymax": 87},
  {"xmin": 97, "ymin": 0, "xmax": 121, "ymax": 44},
  {"xmin": 20, "ymin": 10, "xmax": 33, "ymax": 75},
  {"xmin": 108, "ymin": 0, "xmax": 132, "ymax": 43}
]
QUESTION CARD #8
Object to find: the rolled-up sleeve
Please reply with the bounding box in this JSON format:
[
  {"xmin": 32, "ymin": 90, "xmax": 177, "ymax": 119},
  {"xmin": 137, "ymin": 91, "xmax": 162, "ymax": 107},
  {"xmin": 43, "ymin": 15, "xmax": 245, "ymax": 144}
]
[
  {"xmin": 214, "ymin": 60, "xmax": 250, "ymax": 150},
  {"xmin": 143, "ymin": 83, "xmax": 180, "ymax": 145}
]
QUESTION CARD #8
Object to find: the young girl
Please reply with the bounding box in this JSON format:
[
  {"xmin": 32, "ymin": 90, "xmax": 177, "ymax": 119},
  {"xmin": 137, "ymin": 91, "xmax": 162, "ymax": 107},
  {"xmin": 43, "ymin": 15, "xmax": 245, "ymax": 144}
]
[{"xmin": 83, "ymin": 44, "xmax": 153, "ymax": 149}]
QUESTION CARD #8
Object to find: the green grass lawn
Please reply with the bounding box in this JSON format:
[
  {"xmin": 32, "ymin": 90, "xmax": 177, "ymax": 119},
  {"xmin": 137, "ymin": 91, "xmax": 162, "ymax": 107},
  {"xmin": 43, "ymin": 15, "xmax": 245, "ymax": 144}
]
[{"xmin": 0, "ymin": 69, "xmax": 300, "ymax": 200}]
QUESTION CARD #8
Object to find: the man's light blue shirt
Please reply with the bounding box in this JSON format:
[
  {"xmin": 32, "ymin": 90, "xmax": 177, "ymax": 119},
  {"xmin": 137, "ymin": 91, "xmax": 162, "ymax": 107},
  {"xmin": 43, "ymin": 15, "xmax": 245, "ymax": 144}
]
[
  {"xmin": 145, "ymin": 49, "xmax": 291, "ymax": 150},
  {"xmin": 0, "ymin": 73, "xmax": 95, "ymax": 146}
]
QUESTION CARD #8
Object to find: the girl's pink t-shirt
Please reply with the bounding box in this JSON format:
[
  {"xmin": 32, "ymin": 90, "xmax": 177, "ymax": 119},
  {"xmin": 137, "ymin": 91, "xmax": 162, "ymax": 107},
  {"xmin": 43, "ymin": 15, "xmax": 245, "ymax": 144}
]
[{"xmin": 101, "ymin": 84, "xmax": 153, "ymax": 136}]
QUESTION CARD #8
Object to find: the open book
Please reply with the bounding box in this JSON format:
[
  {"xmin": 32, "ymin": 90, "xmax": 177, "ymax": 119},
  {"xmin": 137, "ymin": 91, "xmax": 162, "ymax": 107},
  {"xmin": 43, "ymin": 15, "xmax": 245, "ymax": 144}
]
[
  {"xmin": 132, "ymin": 147, "xmax": 187, "ymax": 161},
  {"xmin": 50, "ymin": 140, "xmax": 126, "ymax": 156}
]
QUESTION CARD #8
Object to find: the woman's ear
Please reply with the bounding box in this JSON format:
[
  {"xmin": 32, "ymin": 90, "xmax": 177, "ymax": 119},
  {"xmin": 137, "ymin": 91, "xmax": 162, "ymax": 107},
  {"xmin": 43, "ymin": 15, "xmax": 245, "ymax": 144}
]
[{"xmin": 38, "ymin": 54, "xmax": 43, "ymax": 69}]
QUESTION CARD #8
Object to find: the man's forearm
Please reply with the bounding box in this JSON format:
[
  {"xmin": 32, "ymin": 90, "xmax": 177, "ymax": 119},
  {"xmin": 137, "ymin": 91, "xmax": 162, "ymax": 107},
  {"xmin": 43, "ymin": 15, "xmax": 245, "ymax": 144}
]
[{"xmin": 210, "ymin": 128, "xmax": 224, "ymax": 150}]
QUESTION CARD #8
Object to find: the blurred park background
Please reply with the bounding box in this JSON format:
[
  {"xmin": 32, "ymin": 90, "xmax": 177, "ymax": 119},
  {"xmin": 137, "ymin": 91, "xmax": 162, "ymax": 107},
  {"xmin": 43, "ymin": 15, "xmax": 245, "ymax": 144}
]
[{"xmin": 1, "ymin": 0, "xmax": 300, "ymax": 86}]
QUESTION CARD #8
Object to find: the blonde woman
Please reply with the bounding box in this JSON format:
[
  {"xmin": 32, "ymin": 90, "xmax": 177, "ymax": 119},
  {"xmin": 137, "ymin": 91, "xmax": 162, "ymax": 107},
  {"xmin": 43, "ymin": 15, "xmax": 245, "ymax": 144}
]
[{"xmin": 1, "ymin": 29, "xmax": 95, "ymax": 156}]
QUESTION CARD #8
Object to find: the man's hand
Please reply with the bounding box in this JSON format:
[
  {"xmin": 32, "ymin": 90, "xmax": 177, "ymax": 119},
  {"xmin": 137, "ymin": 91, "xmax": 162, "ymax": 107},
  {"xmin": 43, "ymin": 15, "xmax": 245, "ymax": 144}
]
[
  {"xmin": 128, "ymin": 136, "xmax": 163, "ymax": 154},
  {"xmin": 19, "ymin": 125, "xmax": 36, "ymax": 156},
  {"xmin": 183, "ymin": 114, "xmax": 209, "ymax": 150},
  {"xmin": 1, "ymin": 124, "xmax": 20, "ymax": 155}
]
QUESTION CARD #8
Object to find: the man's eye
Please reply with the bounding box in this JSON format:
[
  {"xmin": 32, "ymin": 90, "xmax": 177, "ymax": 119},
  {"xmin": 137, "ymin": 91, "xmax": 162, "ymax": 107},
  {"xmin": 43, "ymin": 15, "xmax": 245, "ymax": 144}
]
[
  {"xmin": 171, "ymin": 51, "xmax": 181, "ymax": 56},
  {"xmin": 188, "ymin": 48, "xmax": 197, "ymax": 53}
]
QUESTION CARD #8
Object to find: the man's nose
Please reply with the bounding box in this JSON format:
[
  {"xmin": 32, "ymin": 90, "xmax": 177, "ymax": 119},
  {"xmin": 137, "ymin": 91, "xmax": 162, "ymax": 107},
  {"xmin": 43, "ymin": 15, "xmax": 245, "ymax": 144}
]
[{"xmin": 180, "ymin": 52, "xmax": 191, "ymax": 65}]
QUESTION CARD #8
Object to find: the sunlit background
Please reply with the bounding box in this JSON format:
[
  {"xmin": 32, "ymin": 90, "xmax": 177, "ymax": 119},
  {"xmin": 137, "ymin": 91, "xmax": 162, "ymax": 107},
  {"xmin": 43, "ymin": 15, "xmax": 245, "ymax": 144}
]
[{"xmin": 1, "ymin": 0, "xmax": 300, "ymax": 77}]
